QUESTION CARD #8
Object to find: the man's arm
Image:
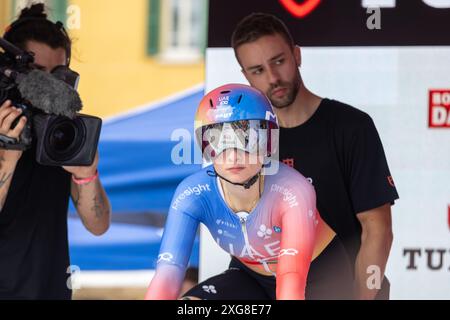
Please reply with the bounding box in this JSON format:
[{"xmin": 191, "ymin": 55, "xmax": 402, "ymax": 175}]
[
  {"xmin": 65, "ymin": 151, "xmax": 111, "ymax": 236},
  {"xmin": 0, "ymin": 152, "xmax": 19, "ymax": 212},
  {"xmin": 355, "ymin": 203, "xmax": 393, "ymax": 300},
  {"xmin": 0, "ymin": 100, "xmax": 27, "ymax": 212}
]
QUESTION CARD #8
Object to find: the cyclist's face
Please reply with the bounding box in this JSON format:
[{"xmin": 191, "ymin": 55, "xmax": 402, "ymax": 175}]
[
  {"xmin": 236, "ymin": 34, "xmax": 301, "ymax": 109},
  {"xmin": 25, "ymin": 40, "xmax": 67, "ymax": 72},
  {"xmin": 213, "ymin": 148, "xmax": 263, "ymax": 184}
]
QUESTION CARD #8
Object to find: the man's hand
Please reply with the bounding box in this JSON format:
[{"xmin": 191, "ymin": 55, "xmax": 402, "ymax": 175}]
[
  {"xmin": 0, "ymin": 100, "xmax": 28, "ymax": 163},
  {"xmin": 355, "ymin": 203, "xmax": 393, "ymax": 299},
  {"xmin": 0, "ymin": 100, "xmax": 28, "ymax": 213},
  {"xmin": 62, "ymin": 150, "xmax": 99, "ymax": 179}
]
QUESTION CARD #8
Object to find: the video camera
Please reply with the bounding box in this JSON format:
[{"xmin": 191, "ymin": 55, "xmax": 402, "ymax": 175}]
[{"xmin": 0, "ymin": 37, "xmax": 101, "ymax": 166}]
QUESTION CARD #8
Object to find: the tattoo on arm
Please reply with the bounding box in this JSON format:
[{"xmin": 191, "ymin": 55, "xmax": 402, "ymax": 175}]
[
  {"xmin": 0, "ymin": 172, "xmax": 13, "ymax": 189},
  {"xmin": 73, "ymin": 180, "xmax": 108, "ymax": 220},
  {"xmin": 0, "ymin": 157, "xmax": 13, "ymax": 211},
  {"xmin": 72, "ymin": 185, "xmax": 81, "ymax": 208},
  {"xmin": 91, "ymin": 193, "xmax": 106, "ymax": 219}
]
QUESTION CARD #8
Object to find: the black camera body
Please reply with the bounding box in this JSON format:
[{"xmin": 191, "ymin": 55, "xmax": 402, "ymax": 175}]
[
  {"xmin": 33, "ymin": 113, "xmax": 101, "ymax": 166},
  {"xmin": 0, "ymin": 37, "xmax": 101, "ymax": 167}
]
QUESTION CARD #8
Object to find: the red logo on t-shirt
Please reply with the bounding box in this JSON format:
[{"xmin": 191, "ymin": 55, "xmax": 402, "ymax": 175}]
[
  {"xmin": 387, "ymin": 176, "xmax": 395, "ymax": 188},
  {"xmin": 429, "ymin": 89, "xmax": 450, "ymax": 128},
  {"xmin": 282, "ymin": 158, "xmax": 295, "ymax": 168},
  {"xmin": 279, "ymin": 0, "xmax": 322, "ymax": 18}
]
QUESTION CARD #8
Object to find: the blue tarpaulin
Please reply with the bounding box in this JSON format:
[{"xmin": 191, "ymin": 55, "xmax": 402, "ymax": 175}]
[
  {"xmin": 68, "ymin": 86, "xmax": 204, "ymax": 270},
  {"xmin": 96, "ymin": 86, "xmax": 204, "ymax": 213}
]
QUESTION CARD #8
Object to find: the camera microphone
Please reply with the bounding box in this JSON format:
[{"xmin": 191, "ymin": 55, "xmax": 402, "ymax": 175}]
[
  {"xmin": 1, "ymin": 68, "xmax": 82, "ymax": 118},
  {"xmin": 18, "ymin": 69, "xmax": 82, "ymax": 118}
]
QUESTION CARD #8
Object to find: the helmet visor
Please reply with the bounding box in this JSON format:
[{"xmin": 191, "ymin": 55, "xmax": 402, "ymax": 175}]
[{"xmin": 201, "ymin": 120, "xmax": 269, "ymax": 161}]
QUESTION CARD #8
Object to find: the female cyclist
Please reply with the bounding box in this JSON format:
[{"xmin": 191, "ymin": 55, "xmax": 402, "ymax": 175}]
[{"xmin": 145, "ymin": 84, "xmax": 342, "ymax": 300}]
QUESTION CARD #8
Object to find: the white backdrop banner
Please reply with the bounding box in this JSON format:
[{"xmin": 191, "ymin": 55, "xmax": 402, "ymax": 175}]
[{"xmin": 202, "ymin": 0, "xmax": 450, "ymax": 299}]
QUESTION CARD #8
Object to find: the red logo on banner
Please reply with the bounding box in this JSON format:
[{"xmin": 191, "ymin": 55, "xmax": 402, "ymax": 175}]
[
  {"xmin": 429, "ymin": 89, "xmax": 450, "ymax": 128},
  {"xmin": 279, "ymin": 0, "xmax": 322, "ymax": 18}
]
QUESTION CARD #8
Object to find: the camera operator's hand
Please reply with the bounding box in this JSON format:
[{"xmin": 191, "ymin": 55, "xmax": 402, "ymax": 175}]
[
  {"xmin": 0, "ymin": 100, "xmax": 28, "ymax": 164},
  {"xmin": 62, "ymin": 150, "xmax": 99, "ymax": 179},
  {"xmin": 0, "ymin": 100, "xmax": 27, "ymax": 213}
]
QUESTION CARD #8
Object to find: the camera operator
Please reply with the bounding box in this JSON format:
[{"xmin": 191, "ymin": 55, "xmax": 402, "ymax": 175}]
[{"xmin": 0, "ymin": 3, "xmax": 111, "ymax": 299}]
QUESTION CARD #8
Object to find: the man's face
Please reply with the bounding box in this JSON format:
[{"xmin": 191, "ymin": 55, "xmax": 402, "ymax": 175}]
[
  {"xmin": 25, "ymin": 40, "xmax": 67, "ymax": 72},
  {"xmin": 236, "ymin": 33, "xmax": 301, "ymax": 109}
]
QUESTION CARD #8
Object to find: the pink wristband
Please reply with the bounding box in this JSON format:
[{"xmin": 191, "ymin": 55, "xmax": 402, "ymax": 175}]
[{"xmin": 72, "ymin": 170, "xmax": 99, "ymax": 185}]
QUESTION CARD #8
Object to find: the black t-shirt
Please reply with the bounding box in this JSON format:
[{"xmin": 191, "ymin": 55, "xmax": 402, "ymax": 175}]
[
  {"xmin": 0, "ymin": 145, "xmax": 72, "ymax": 299},
  {"xmin": 279, "ymin": 98, "xmax": 399, "ymax": 269}
]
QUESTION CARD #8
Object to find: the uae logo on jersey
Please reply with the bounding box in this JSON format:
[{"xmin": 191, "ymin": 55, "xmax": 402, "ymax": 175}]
[
  {"xmin": 157, "ymin": 252, "xmax": 174, "ymax": 263},
  {"xmin": 279, "ymin": 248, "xmax": 299, "ymax": 257}
]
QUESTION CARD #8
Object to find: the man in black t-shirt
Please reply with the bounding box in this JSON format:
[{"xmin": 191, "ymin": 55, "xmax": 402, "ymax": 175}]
[
  {"xmin": 0, "ymin": 5, "xmax": 111, "ymax": 299},
  {"xmin": 231, "ymin": 13, "xmax": 399, "ymax": 299}
]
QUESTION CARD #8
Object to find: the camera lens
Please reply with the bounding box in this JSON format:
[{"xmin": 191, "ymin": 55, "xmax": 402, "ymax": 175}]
[
  {"xmin": 50, "ymin": 123, "xmax": 76, "ymax": 151},
  {"xmin": 45, "ymin": 117, "xmax": 86, "ymax": 162}
]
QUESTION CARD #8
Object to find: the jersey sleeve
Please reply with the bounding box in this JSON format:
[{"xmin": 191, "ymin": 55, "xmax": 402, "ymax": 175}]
[
  {"xmin": 344, "ymin": 114, "xmax": 399, "ymax": 214},
  {"xmin": 276, "ymin": 176, "xmax": 317, "ymax": 300},
  {"xmin": 145, "ymin": 181, "xmax": 202, "ymax": 300}
]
